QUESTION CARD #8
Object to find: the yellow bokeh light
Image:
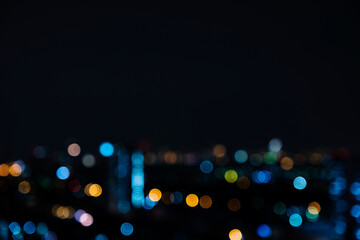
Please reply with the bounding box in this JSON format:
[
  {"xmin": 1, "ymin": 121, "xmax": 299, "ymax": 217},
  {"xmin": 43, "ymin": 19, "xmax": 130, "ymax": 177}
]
[
  {"xmin": 60, "ymin": 206, "xmax": 70, "ymax": 219},
  {"xmin": 308, "ymin": 206, "xmax": 319, "ymax": 215},
  {"xmin": 89, "ymin": 184, "xmax": 102, "ymax": 197},
  {"xmin": 308, "ymin": 201, "xmax": 321, "ymax": 213},
  {"xmin": 199, "ymin": 195, "xmax": 212, "ymax": 209},
  {"xmin": 237, "ymin": 176, "xmax": 250, "ymax": 189},
  {"xmin": 52, "ymin": 205, "xmax": 74, "ymax": 219},
  {"xmin": 228, "ymin": 198, "xmax": 241, "ymax": 212},
  {"xmin": 18, "ymin": 180, "xmax": 31, "ymax": 194},
  {"xmin": 280, "ymin": 157, "xmax": 294, "ymax": 170},
  {"xmin": 229, "ymin": 229, "xmax": 242, "ymax": 240},
  {"xmin": 186, "ymin": 194, "xmax": 199, "ymax": 207},
  {"xmin": 149, "ymin": 188, "xmax": 162, "ymax": 202},
  {"xmin": 84, "ymin": 183, "xmax": 92, "ymax": 196},
  {"xmin": 0, "ymin": 164, "xmax": 9, "ymax": 177},
  {"xmin": 67, "ymin": 143, "xmax": 81, "ymax": 157},
  {"xmin": 9, "ymin": 163, "xmax": 22, "ymax": 177},
  {"xmin": 52, "ymin": 204, "xmax": 60, "ymax": 216},
  {"xmin": 225, "ymin": 170, "xmax": 238, "ymax": 183},
  {"xmin": 56, "ymin": 206, "xmax": 64, "ymax": 218}
]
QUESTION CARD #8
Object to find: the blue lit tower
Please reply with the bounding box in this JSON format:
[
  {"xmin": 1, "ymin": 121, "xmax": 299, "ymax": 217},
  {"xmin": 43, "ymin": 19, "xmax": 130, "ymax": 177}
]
[
  {"xmin": 131, "ymin": 151, "xmax": 144, "ymax": 208},
  {"xmin": 107, "ymin": 144, "xmax": 131, "ymax": 214}
]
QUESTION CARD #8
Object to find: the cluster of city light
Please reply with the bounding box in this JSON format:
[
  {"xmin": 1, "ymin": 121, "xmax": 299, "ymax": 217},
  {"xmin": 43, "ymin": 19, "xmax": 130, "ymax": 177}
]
[
  {"xmin": 74, "ymin": 209, "xmax": 94, "ymax": 227},
  {"xmin": 142, "ymin": 188, "xmax": 162, "ymax": 210},
  {"xmin": 7, "ymin": 221, "xmax": 52, "ymax": 239},
  {"xmin": 84, "ymin": 183, "xmax": 102, "ymax": 197},
  {"xmin": 306, "ymin": 202, "xmax": 321, "ymax": 222},
  {"xmin": 252, "ymin": 170, "xmax": 271, "ymax": 184},
  {"xmin": 350, "ymin": 180, "xmax": 360, "ymax": 238},
  {"xmin": 0, "ymin": 162, "xmax": 22, "ymax": 177},
  {"xmin": 161, "ymin": 191, "xmax": 183, "ymax": 205},
  {"xmin": 0, "ymin": 138, "xmax": 347, "ymax": 239},
  {"xmin": 52, "ymin": 204, "xmax": 75, "ymax": 219}
]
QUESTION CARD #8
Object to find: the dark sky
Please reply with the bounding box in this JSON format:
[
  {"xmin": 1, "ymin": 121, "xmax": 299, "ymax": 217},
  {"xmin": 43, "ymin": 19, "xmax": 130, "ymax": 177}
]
[{"xmin": 1, "ymin": 2, "xmax": 360, "ymax": 153}]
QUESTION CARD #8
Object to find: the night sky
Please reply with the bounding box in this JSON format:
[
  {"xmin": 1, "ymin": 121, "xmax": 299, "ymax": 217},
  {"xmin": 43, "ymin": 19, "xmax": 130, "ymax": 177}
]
[{"xmin": 1, "ymin": 2, "xmax": 360, "ymax": 153}]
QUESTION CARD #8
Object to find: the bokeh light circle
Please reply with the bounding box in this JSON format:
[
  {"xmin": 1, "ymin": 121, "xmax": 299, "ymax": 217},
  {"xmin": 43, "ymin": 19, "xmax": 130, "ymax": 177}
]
[
  {"xmin": 95, "ymin": 234, "xmax": 109, "ymax": 240},
  {"xmin": 257, "ymin": 224, "xmax": 272, "ymax": 238},
  {"xmin": 23, "ymin": 221, "xmax": 36, "ymax": 234},
  {"xmin": 234, "ymin": 150, "xmax": 248, "ymax": 163},
  {"xmin": 229, "ymin": 229, "xmax": 242, "ymax": 240},
  {"xmin": 225, "ymin": 170, "xmax": 238, "ymax": 183},
  {"xmin": 120, "ymin": 222, "xmax": 134, "ymax": 236},
  {"xmin": 289, "ymin": 213, "xmax": 302, "ymax": 227},
  {"xmin": 99, "ymin": 142, "xmax": 114, "ymax": 157},
  {"xmin": 67, "ymin": 143, "xmax": 81, "ymax": 157},
  {"xmin": 200, "ymin": 160, "xmax": 213, "ymax": 174},
  {"xmin": 186, "ymin": 194, "xmax": 199, "ymax": 207},
  {"xmin": 149, "ymin": 188, "xmax": 162, "ymax": 202},
  {"xmin": 293, "ymin": 176, "xmax": 307, "ymax": 190},
  {"xmin": 56, "ymin": 166, "xmax": 70, "ymax": 180}
]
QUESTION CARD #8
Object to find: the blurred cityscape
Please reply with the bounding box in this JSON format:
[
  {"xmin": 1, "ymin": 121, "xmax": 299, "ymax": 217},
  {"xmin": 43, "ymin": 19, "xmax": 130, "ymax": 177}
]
[{"xmin": 0, "ymin": 138, "xmax": 357, "ymax": 240}]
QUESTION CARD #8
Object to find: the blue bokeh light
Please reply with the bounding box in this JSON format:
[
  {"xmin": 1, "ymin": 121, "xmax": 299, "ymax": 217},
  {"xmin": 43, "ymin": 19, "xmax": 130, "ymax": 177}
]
[
  {"xmin": 95, "ymin": 234, "xmax": 109, "ymax": 240},
  {"xmin": 36, "ymin": 222, "xmax": 48, "ymax": 235},
  {"xmin": 99, "ymin": 142, "xmax": 114, "ymax": 157},
  {"xmin": 286, "ymin": 206, "xmax": 300, "ymax": 217},
  {"xmin": 171, "ymin": 191, "xmax": 183, "ymax": 204},
  {"xmin": 334, "ymin": 220, "xmax": 347, "ymax": 235},
  {"xmin": 293, "ymin": 176, "xmax": 307, "ymax": 190},
  {"xmin": 234, "ymin": 150, "xmax": 248, "ymax": 163},
  {"xmin": 252, "ymin": 170, "xmax": 272, "ymax": 184},
  {"xmin": 56, "ymin": 166, "xmax": 70, "ymax": 180},
  {"xmin": 351, "ymin": 182, "xmax": 360, "ymax": 196},
  {"xmin": 289, "ymin": 213, "xmax": 302, "ymax": 227},
  {"xmin": 44, "ymin": 231, "xmax": 57, "ymax": 240},
  {"xmin": 23, "ymin": 221, "xmax": 36, "ymax": 234},
  {"xmin": 257, "ymin": 224, "xmax": 272, "ymax": 238},
  {"xmin": 118, "ymin": 201, "xmax": 131, "ymax": 214},
  {"xmin": 120, "ymin": 222, "xmax": 133, "ymax": 236},
  {"xmin": 142, "ymin": 196, "xmax": 157, "ymax": 210},
  {"xmin": 131, "ymin": 151, "xmax": 144, "ymax": 208},
  {"xmin": 355, "ymin": 228, "xmax": 360, "ymax": 239},
  {"xmin": 351, "ymin": 205, "xmax": 360, "ymax": 218},
  {"xmin": 329, "ymin": 177, "xmax": 347, "ymax": 195},
  {"xmin": 114, "ymin": 165, "xmax": 128, "ymax": 178},
  {"xmin": 9, "ymin": 222, "xmax": 21, "ymax": 234},
  {"xmin": 200, "ymin": 160, "xmax": 213, "ymax": 174},
  {"xmin": 12, "ymin": 233, "xmax": 23, "ymax": 240}
]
